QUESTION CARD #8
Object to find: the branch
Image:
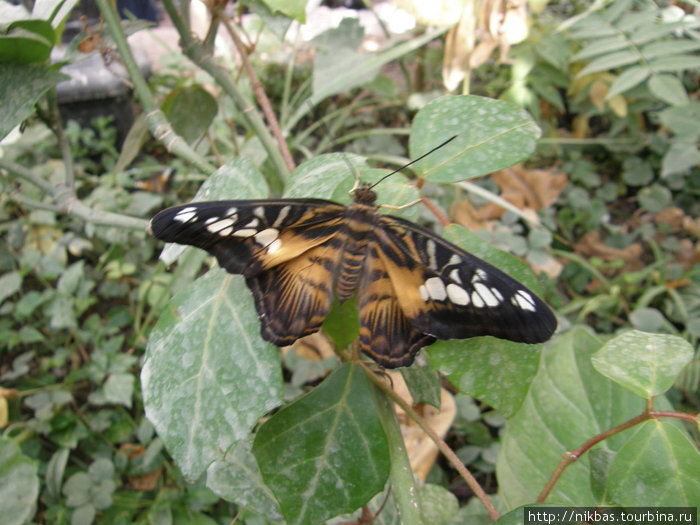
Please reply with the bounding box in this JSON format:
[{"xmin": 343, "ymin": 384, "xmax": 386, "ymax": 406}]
[
  {"xmin": 537, "ymin": 408, "xmax": 700, "ymax": 503},
  {"xmin": 95, "ymin": 0, "xmax": 216, "ymax": 176}
]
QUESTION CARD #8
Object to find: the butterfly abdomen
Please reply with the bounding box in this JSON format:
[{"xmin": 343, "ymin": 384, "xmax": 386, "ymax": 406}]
[{"xmin": 335, "ymin": 199, "xmax": 377, "ymax": 302}]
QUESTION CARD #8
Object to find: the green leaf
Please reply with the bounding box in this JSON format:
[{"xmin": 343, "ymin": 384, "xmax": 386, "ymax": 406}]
[
  {"xmin": 158, "ymin": 158, "xmax": 269, "ymax": 265},
  {"xmin": 658, "ymin": 103, "xmax": 700, "ymax": 138},
  {"xmin": 420, "ymin": 484, "xmax": 459, "ymax": 525},
  {"xmin": 410, "ymin": 95, "xmax": 540, "ymax": 183},
  {"xmin": 0, "ymin": 271, "xmax": 21, "ymax": 304},
  {"xmin": 571, "ymin": 36, "xmax": 628, "ymax": 61},
  {"xmin": 497, "ymin": 328, "xmax": 646, "ymax": 507},
  {"xmin": 401, "ymin": 363, "xmax": 442, "ymax": 409},
  {"xmin": 641, "ymin": 39, "xmax": 700, "ymax": 60},
  {"xmin": 253, "ymin": 363, "xmax": 390, "ymax": 525},
  {"xmin": 0, "ymin": 63, "xmax": 68, "ymax": 140},
  {"xmin": 0, "ymin": 19, "xmax": 55, "ymax": 64},
  {"xmin": 101, "ymin": 373, "xmax": 135, "ymax": 408},
  {"xmin": 206, "ymin": 439, "xmax": 283, "ymax": 521},
  {"xmin": 309, "ymin": 24, "xmax": 445, "ymax": 104},
  {"xmin": 261, "ymin": 0, "xmax": 306, "ymax": 22},
  {"xmin": 429, "ymin": 337, "xmax": 541, "ymax": 418},
  {"xmin": 606, "ymin": 65, "xmax": 649, "ymax": 99},
  {"xmin": 142, "ymin": 268, "xmax": 283, "ymax": 480},
  {"xmin": 591, "ymin": 330, "xmax": 694, "ymax": 398},
  {"xmin": 45, "ymin": 448, "xmax": 70, "ymax": 503},
  {"xmin": 322, "ymin": 295, "xmax": 359, "ymax": 352},
  {"xmin": 0, "ymin": 437, "xmax": 39, "ymax": 525},
  {"xmin": 162, "ymin": 85, "xmax": 218, "ymax": 145},
  {"xmin": 57, "ymin": 261, "xmax": 85, "ymax": 295},
  {"xmin": 639, "ymin": 183, "xmax": 672, "ymax": 213},
  {"xmin": 608, "ymin": 420, "xmax": 700, "ymax": 506},
  {"xmin": 577, "ymin": 50, "xmax": 640, "ymax": 76},
  {"xmin": 649, "ymin": 54, "xmax": 700, "ymax": 73},
  {"xmin": 662, "ymin": 139, "xmax": 700, "ymax": 177},
  {"xmin": 284, "ymin": 153, "xmax": 367, "ymax": 200}
]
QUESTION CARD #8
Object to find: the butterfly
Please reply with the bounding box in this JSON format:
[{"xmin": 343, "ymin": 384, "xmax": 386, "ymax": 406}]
[{"xmin": 149, "ymin": 182, "xmax": 557, "ymax": 368}]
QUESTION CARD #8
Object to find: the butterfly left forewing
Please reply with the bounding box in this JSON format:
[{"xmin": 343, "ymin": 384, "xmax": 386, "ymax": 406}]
[
  {"xmin": 149, "ymin": 199, "xmax": 345, "ymax": 276},
  {"xmin": 150, "ymin": 199, "xmax": 347, "ymax": 347},
  {"xmin": 374, "ymin": 215, "xmax": 557, "ymax": 345}
]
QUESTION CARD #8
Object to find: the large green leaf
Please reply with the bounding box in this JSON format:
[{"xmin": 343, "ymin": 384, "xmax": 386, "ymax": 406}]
[
  {"xmin": 253, "ymin": 363, "xmax": 390, "ymax": 524},
  {"xmin": 608, "ymin": 420, "xmax": 700, "ymax": 506},
  {"xmin": 591, "ymin": 330, "xmax": 694, "ymax": 398},
  {"xmin": 0, "ymin": 437, "xmax": 39, "ymax": 525},
  {"xmin": 409, "ymin": 95, "xmax": 541, "ymax": 183},
  {"xmin": 142, "ymin": 269, "xmax": 283, "ymax": 480},
  {"xmin": 206, "ymin": 439, "xmax": 283, "ymax": 521},
  {"xmin": 161, "ymin": 85, "xmax": 218, "ymax": 145},
  {"xmin": 0, "ymin": 64, "xmax": 68, "ymax": 140},
  {"xmin": 497, "ymin": 328, "xmax": 694, "ymax": 508}
]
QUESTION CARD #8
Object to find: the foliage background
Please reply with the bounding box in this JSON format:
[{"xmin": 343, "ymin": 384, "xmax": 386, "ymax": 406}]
[{"xmin": 0, "ymin": 0, "xmax": 698, "ymax": 524}]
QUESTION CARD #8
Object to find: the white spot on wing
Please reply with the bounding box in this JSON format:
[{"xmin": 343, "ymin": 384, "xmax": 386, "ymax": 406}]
[
  {"xmin": 244, "ymin": 218, "xmax": 259, "ymax": 228},
  {"xmin": 272, "ymin": 205, "xmax": 291, "ymax": 228},
  {"xmin": 472, "ymin": 282, "xmax": 501, "ymax": 308},
  {"xmin": 426, "ymin": 239, "xmax": 437, "ymax": 270},
  {"xmin": 425, "ymin": 277, "xmax": 447, "ymax": 301},
  {"xmin": 206, "ymin": 218, "xmax": 235, "ymax": 234},
  {"xmin": 226, "ymin": 207, "xmax": 238, "ymax": 217},
  {"xmin": 232, "ymin": 228, "xmax": 257, "ymax": 237},
  {"xmin": 449, "ymin": 268, "xmax": 462, "ymax": 284},
  {"xmin": 267, "ymin": 238, "xmax": 282, "ymax": 254},
  {"xmin": 472, "ymin": 269, "xmax": 488, "ymax": 282},
  {"xmin": 447, "ymin": 283, "xmax": 470, "ymax": 305},
  {"xmin": 512, "ymin": 290, "xmax": 536, "ymax": 311},
  {"xmin": 419, "ymin": 284, "xmax": 429, "ymax": 302},
  {"xmin": 173, "ymin": 207, "xmax": 197, "ymax": 223},
  {"xmin": 448, "ymin": 254, "xmax": 461, "ymax": 266},
  {"xmin": 253, "ymin": 206, "xmax": 265, "ymax": 219},
  {"xmin": 254, "ymin": 228, "xmax": 279, "ymax": 246}
]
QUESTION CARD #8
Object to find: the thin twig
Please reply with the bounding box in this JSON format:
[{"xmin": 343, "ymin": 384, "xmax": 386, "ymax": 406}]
[
  {"xmin": 219, "ymin": 14, "xmax": 295, "ymax": 173},
  {"xmin": 537, "ymin": 409, "xmax": 700, "ymax": 503}
]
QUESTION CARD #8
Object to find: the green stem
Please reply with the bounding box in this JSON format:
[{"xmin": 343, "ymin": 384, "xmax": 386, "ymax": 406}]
[
  {"xmin": 161, "ymin": 0, "xmax": 291, "ymax": 184},
  {"xmin": 370, "ymin": 375, "xmax": 423, "ymax": 525},
  {"xmin": 95, "ymin": 0, "xmax": 216, "ymax": 176}
]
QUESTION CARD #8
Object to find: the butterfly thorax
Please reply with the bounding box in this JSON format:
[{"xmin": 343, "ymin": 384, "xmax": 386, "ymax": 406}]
[{"xmin": 335, "ymin": 184, "xmax": 379, "ymax": 301}]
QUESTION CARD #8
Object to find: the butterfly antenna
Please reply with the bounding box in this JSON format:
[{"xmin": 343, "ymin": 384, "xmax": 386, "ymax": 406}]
[{"xmin": 368, "ymin": 135, "xmax": 458, "ymax": 191}]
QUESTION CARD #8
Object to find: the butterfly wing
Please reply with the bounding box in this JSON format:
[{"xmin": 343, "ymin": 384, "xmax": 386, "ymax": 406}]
[
  {"xmin": 356, "ymin": 243, "xmax": 435, "ymax": 368},
  {"xmin": 373, "ymin": 214, "xmax": 557, "ymax": 346},
  {"xmin": 149, "ymin": 199, "xmax": 346, "ymax": 346}
]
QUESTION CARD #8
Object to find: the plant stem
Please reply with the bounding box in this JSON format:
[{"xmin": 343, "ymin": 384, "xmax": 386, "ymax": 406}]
[
  {"xmin": 95, "ymin": 0, "xmax": 216, "ymax": 176},
  {"xmin": 161, "ymin": 0, "xmax": 291, "ymax": 185},
  {"xmin": 364, "ymin": 364, "xmax": 500, "ymax": 521},
  {"xmin": 370, "ymin": 376, "xmax": 423, "ymax": 525},
  {"xmin": 218, "ymin": 14, "xmax": 295, "ymax": 172}
]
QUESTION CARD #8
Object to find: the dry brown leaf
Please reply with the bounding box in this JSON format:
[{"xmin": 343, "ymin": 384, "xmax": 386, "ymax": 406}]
[
  {"xmin": 472, "ymin": 165, "xmax": 567, "ymax": 221},
  {"xmin": 655, "ymin": 207, "xmax": 685, "ymax": 231},
  {"xmin": 120, "ymin": 444, "xmax": 163, "ymax": 491},
  {"xmin": 574, "ymin": 231, "xmax": 644, "ymax": 271},
  {"xmin": 530, "ymin": 254, "xmax": 564, "ymax": 279},
  {"xmin": 282, "ymin": 331, "xmax": 336, "ymax": 362},
  {"xmin": 388, "ymin": 371, "xmax": 456, "ymax": 484},
  {"xmin": 443, "ymin": 4, "xmax": 476, "ymax": 91}
]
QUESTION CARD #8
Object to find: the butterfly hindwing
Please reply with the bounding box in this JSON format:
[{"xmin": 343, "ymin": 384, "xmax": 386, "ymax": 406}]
[
  {"xmin": 373, "ymin": 214, "xmax": 557, "ymax": 345},
  {"xmin": 356, "ymin": 243, "xmax": 435, "ymax": 368}
]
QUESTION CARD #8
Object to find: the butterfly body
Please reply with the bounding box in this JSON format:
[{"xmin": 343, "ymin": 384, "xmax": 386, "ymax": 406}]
[{"xmin": 150, "ymin": 183, "xmax": 556, "ymax": 368}]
